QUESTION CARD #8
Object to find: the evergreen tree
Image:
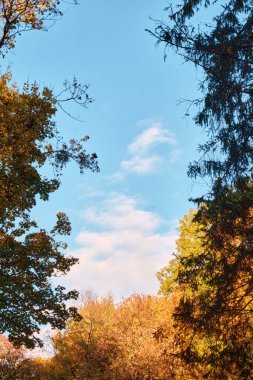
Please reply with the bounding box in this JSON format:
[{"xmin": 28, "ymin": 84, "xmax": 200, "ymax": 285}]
[{"xmin": 152, "ymin": 1, "xmax": 253, "ymax": 377}]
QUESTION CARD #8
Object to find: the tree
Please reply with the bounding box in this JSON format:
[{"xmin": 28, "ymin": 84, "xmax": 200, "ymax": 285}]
[
  {"xmin": 0, "ymin": 334, "xmax": 53, "ymax": 379},
  {"xmin": 157, "ymin": 209, "xmax": 206, "ymax": 296},
  {"xmin": 113, "ymin": 293, "xmax": 184, "ymax": 380},
  {"xmin": 48, "ymin": 292, "xmax": 191, "ymax": 380},
  {"xmin": 158, "ymin": 209, "xmax": 253, "ymax": 379},
  {"xmin": 0, "ymin": 0, "xmax": 79, "ymax": 55},
  {"xmin": 150, "ymin": 0, "xmax": 252, "ymax": 185},
  {"xmin": 0, "ymin": 334, "xmax": 25, "ymax": 379},
  {"xmin": 150, "ymin": 0, "xmax": 253, "ymax": 234},
  {"xmin": 52, "ymin": 292, "xmax": 118, "ymax": 380},
  {"xmin": 151, "ymin": 1, "xmax": 253, "ymax": 377},
  {"xmin": 0, "ymin": 1, "xmax": 99, "ymax": 348},
  {"xmin": 0, "ymin": 73, "xmax": 98, "ymax": 349}
]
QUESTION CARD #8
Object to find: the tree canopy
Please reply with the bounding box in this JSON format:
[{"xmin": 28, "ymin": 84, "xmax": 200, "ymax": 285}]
[
  {"xmin": 0, "ymin": 1, "xmax": 78, "ymax": 54},
  {"xmin": 158, "ymin": 208, "xmax": 253, "ymax": 378},
  {"xmin": 0, "ymin": 1, "xmax": 99, "ymax": 348},
  {"xmin": 38, "ymin": 292, "xmax": 191, "ymax": 380},
  {"xmin": 151, "ymin": 0, "xmax": 252, "ymax": 185},
  {"xmin": 151, "ymin": 0, "xmax": 253, "ymax": 377}
]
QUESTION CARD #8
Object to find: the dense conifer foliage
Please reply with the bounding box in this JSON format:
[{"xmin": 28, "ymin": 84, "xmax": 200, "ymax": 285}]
[
  {"xmin": 151, "ymin": 0, "xmax": 253, "ymax": 377},
  {"xmin": 151, "ymin": 0, "xmax": 252, "ymax": 185}
]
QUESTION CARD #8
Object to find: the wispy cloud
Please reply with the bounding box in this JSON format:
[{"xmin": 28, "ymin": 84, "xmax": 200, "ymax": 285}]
[
  {"xmin": 63, "ymin": 194, "xmax": 177, "ymax": 300},
  {"xmin": 128, "ymin": 122, "xmax": 176, "ymax": 154},
  {"xmin": 110, "ymin": 120, "xmax": 180, "ymax": 180},
  {"xmin": 121, "ymin": 154, "xmax": 161, "ymax": 174}
]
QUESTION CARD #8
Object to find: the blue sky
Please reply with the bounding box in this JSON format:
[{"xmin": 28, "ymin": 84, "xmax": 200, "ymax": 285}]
[{"xmin": 6, "ymin": 0, "xmax": 207, "ymax": 300}]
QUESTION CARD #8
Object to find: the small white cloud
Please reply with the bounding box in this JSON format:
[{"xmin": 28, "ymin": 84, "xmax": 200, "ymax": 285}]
[
  {"xmin": 109, "ymin": 120, "xmax": 180, "ymax": 179},
  {"xmin": 64, "ymin": 194, "xmax": 177, "ymax": 300},
  {"xmin": 121, "ymin": 154, "xmax": 161, "ymax": 174},
  {"xmin": 128, "ymin": 123, "xmax": 176, "ymax": 154}
]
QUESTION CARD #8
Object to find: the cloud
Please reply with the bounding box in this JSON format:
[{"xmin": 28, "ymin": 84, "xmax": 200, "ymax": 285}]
[
  {"xmin": 128, "ymin": 122, "xmax": 176, "ymax": 154},
  {"xmin": 121, "ymin": 154, "xmax": 161, "ymax": 174},
  {"xmin": 110, "ymin": 120, "xmax": 179, "ymax": 179},
  {"xmin": 82, "ymin": 194, "xmax": 161, "ymax": 232},
  {"xmin": 63, "ymin": 194, "xmax": 177, "ymax": 300}
]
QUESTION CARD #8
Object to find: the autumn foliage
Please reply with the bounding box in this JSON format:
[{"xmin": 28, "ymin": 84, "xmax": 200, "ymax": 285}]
[
  {"xmin": 0, "ymin": 0, "xmax": 69, "ymax": 53},
  {"xmin": 0, "ymin": 292, "xmax": 201, "ymax": 379},
  {"xmin": 158, "ymin": 208, "xmax": 253, "ymax": 379},
  {"xmin": 0, "ymin": 1, "xmax": 99, "ymax": 348},
  {"xmin": 0, "ymin": 0, "xmax": 252, "ymax": 378}
]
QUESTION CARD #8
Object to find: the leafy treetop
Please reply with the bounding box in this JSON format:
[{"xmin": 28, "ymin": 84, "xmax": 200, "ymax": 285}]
[
  {"xmin": 0, "ymin": 72, "xmax": 98, "ymax": 349},
  {"xmin": 0, "ymin": 0, "xmax": 78, "ymax": 54}
]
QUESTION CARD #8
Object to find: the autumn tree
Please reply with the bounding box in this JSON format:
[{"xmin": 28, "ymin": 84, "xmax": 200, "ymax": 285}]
[
  {"xmin": 0, "ymin": 73, "xmax": 98, "ymax": 349},
  {"xmin": 151, "ymin": 1, "xmax": 253, "ymax": 377},
  {"xmin": 0, "ymin": 1, "xmax": 99, "ymax": 348},
  {"xmin": 0, "ymin": 0, "xmax": 79, "ymax": 55},
  {"xmin": 0, "ymin": 334, "xmax": 25, "ymax": 379},
  {"xmin": 0, "ymin": 334, "xmax": 54, "ymax": 379},
  {"xmin": 113, "ymin": 293, "xmax": 184, "ymax": 380},
  {"xmin": 45, "ymin": 292, "xmax": 200, "ymax": 380},
  {"xmin": 158, "ymin": 209, "xmax": 253, "ymax": 379},
  {"xmin": 54, "ymin": 293, "xmax": 119, "ymax": 379}
]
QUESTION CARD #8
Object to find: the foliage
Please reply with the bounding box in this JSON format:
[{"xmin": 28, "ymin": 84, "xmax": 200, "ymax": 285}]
[
  {"xmin": 113, "ymin": 294, "xmax": 174, "ymax": 380},
  {"xmin": 151, "ymin": 1, "xmax": 253, "ymax": 377},
  {"xmin": 0, "ymin": 72, "xmax": 98, "ymax": 349},
  {"xmin": 0, "ymin": 292, "xmax": 211, "ymax": 379},
  {"xmin": 51, "ymin": 292, "xmax": 118, "ymax": 380},
  {"xmin": 0, "ymin": 334, "xmax": 53, "ymax": 379},
  {"xmin": 38, "ymin": 292, "xmax": 196, "ymax": 380},
  {"xmin": 158, "ymin": 209, "xmax": 253, "ymax": 379},
  {"xmin": 151, "ymin": 0, "xmax": 253, "ymax": 185},
  {"xmin": 0, "ymin": 0, "xmax": 79, "ymax": 55},
  {"xmin": 0, "ymin": 0, "xmax": 98, "ymax": 349},
  {"xmin": 0, "ymin": 334, "xmax": 25, "ymax": 379},
  {"xmin": 157, "ymin": 209, "xmax": 206, "ymax": 295}
]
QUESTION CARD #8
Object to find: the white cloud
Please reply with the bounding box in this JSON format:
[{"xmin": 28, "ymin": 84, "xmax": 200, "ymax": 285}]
[
  {"xmin": 128, "ymin": 123, "xmax": 176, "ymax": 154},
  {"xmin": 110, "ymin": 120, "xmax": 179, "ymax": 178},
  {"xmin": 63, "ymin": 194, "xmax": 177, "ymax": 300},
  {"xmin": 82, "ymin": 194, "xmax": 161, "ymax": 232},
  {"xmin": 121, "ymin": 154, "xmax": 161, "ymax": 174}
]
